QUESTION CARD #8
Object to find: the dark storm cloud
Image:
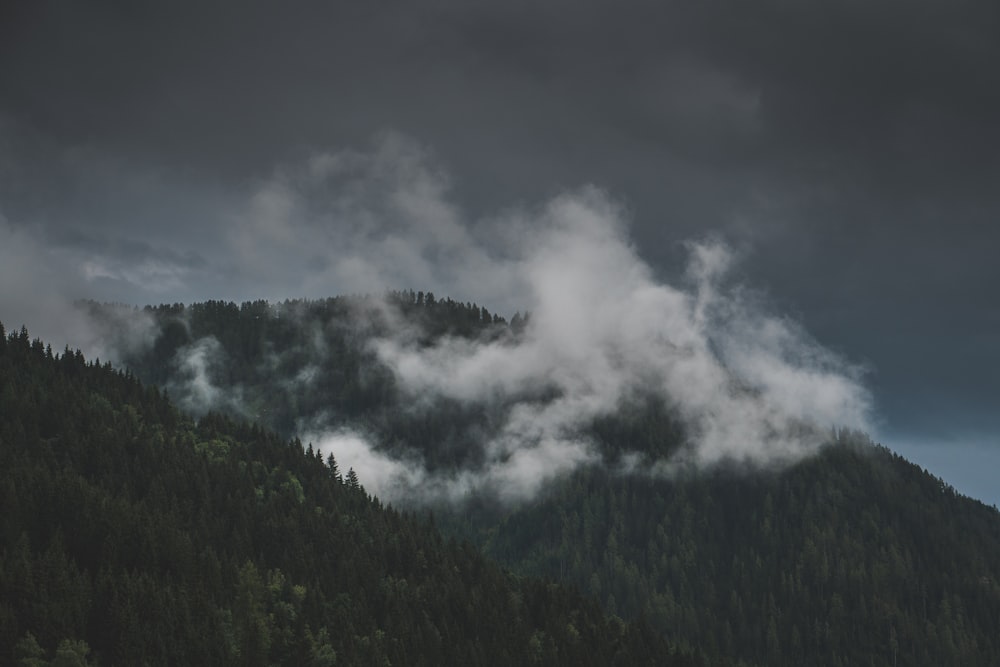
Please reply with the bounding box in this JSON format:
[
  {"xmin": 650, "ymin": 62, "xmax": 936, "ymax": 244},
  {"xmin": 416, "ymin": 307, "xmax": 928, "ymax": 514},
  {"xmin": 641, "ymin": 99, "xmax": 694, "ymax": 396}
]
[
  {"xmin": 1, "ymin": 0, "xmax": 999, "ymax": 500},
  {"xmin": 5, "ymin": 1, "xmax": 997, "ymax": 201}
]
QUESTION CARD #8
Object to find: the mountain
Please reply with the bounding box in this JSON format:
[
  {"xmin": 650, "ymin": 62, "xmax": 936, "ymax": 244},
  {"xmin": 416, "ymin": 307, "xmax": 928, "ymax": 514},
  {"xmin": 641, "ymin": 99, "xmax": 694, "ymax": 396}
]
[
  {"xmin": 79, "ymin": 295, "xmax": 1000, "ymax": 665},
  {"xmin": 478, "ymin": 440, "xmax": 1000, "ymax": 665},
  {"xmin": 0, "ymin": 322, "xmax": 702, "ymax": 666}
]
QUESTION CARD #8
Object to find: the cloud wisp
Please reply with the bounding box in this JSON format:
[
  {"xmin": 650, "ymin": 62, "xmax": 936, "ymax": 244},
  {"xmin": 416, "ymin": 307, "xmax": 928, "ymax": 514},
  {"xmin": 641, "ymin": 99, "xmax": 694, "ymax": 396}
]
[
  {"xmin": 167, "ymin": 336, "xmax": 248, "ymax": 418},
  {"xmin": 2, "ymin": 132, "xmax": 872, "ymax": 505},
  {"xmin": 275, "ymin": 137, "xmax": 874, "ymax": 504}
]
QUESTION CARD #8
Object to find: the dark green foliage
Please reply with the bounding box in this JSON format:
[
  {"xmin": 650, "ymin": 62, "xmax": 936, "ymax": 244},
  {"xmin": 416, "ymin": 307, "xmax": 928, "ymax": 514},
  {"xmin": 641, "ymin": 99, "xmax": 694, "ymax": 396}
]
[
  {"xmin": 0, "ymin": 323, "xmax": 697, "ymax": 665},
  {"xmin": 81, "ymin": 294, "xmax": 1000, "ymax": 665},
  {"xmin": 86, "ymin": 293, "xmax": 509, "ymax": 457},
  {"xmin": 477, "ymin": 437, "xmax": 1000, "ymax": 666}
]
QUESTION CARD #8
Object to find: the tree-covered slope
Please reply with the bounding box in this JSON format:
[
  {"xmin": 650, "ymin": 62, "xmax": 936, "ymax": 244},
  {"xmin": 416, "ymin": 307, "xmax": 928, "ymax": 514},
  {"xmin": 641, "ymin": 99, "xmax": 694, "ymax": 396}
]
[
  {"xmin": 81, "ymin": 295, "xmax": 1000, "ymax": 666},
  {"xmin": 85, "ymin": 293, "xmax": 507, "ymax": 443},
  {"xmin": 0, "ymin": 322, "xmax": 701, "ymax": 666},
  {"xmin": 479, "ymin": 439, "xmax": 1000, "ymax": 666}
]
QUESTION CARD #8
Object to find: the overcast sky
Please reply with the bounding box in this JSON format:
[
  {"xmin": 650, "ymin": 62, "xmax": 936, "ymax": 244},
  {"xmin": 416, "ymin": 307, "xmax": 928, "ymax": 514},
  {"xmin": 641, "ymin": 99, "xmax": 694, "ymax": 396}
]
[{"xmin": 2, "ymin": 0, "xmax": 998, "ymax": 504}]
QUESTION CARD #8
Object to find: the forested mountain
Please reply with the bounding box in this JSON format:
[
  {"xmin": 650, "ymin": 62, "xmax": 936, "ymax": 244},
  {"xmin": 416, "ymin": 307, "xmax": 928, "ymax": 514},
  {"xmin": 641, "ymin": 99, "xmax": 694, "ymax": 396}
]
[
  {"xmin": 0, "ymin": 322, "xmax": 704, "ymax": 666},
  {"xmin": 479, "ymin": 442, "xmax": 1000, "ymax": 666},
  {"xmin": 80, "ymin": 295, "xmax": 1000, "ymax": 666},
  {"xmin": 84, "ymin": 293, "xmax": 516, "ymax": 455}
]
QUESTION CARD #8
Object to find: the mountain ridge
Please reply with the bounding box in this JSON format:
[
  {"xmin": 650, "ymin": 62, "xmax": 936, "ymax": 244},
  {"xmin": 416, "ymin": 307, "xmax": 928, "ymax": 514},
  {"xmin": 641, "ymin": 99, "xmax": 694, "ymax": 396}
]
[
  {"xmin": 0, "ymin": 320, "xmax": 706, "ymax": 666},
  {"xmin": 57, "ymin": 296, "xmax": 1000, "ymax": 664}
]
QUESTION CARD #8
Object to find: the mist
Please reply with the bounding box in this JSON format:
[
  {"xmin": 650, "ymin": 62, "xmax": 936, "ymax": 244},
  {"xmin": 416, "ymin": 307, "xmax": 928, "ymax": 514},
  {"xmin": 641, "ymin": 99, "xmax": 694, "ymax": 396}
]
[
  {"xmin": 284, "ymin": 137, "xmax": 874, "ymax": 504},
  {"xmin": 2, "ymin": 134, "xmax": 873, "ymax": 505},
  {"xmin": 167, "ymin": 336, "xmax": 248, "ymax": 418}
]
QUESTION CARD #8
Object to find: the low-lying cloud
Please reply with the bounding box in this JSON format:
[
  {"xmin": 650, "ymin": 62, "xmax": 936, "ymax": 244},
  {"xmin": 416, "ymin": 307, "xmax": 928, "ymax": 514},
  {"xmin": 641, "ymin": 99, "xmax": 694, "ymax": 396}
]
[
  {"xmin": 168, "ymin": 336, "xmax": 247, "ymax": 417},
  {"xmin": 278, "ymin": 136, "xmax": 874, "ymax": 504},
  {"xmin": 3, "ymin": 132, "xmax": 873, "ymax": 505},
  {"xmin": 0, "ymin": 211, "xmax": 161, "ymax": 363}
]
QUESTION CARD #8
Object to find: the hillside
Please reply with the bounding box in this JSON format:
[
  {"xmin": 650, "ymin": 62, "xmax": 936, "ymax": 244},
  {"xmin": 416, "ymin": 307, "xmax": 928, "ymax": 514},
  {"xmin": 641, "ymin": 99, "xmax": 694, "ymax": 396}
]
[
  {"xmin": 479, "ymin": 441, "xmax": 1000, "ymax": 665},
  {"xmin": 81, "ymin": 295, "xmax": 1000, "ymax": 665},
  {"xmin": 0, "ymin": 322, "xmax": 702, "ymax": 666}
]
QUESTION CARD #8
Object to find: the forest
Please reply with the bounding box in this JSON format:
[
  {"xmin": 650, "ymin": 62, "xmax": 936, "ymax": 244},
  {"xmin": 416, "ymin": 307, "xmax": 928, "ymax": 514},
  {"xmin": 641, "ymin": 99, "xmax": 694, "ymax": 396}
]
[
  {"xmin": 0, "ymin": 321, "xmax": 706, "ymax": 666},
  {"xmin": 5, "ymin": 292, "xmax": 1000, "ymax": 665}
]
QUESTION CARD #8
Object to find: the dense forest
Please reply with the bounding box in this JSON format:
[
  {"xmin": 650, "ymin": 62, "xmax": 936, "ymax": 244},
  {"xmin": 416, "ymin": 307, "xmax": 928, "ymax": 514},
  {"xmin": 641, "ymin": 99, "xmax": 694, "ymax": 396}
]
[
  {"xmin": 480, "ymin": 443, "xmax": 1000, "ymax": 665},
  {"xmin": 83, "ymin": 293, "xmax": 517, "ymax": 458},
  {"xmin": 72, "ymin": 294, "xmax": 1000, "ymax": 665},
  {"xmin": 0, "ymin": 321, "xmax": 710, "ymax": 666}
]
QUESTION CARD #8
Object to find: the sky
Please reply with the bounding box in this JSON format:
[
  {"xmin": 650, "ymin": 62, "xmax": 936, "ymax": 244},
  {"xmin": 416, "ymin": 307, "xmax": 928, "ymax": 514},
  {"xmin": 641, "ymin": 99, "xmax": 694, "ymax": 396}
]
[{"xmin": 1, "ymin": 1, "xmax": 998, "ymax": 505}]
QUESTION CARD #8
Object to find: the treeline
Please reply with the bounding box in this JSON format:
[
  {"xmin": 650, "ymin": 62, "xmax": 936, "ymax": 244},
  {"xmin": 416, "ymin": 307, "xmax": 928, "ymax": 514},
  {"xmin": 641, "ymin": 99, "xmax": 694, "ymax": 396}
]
[
  {"xmin": 84, "ymin": 292, "xmax": 520, "ymax": 448},
  {"xmin": 81, "ymin": 295, "xmax": 1000, "ymax": 665},
  {"xmin": 0, "ymin": 322, "xmax": 713, "ymax": 666},
  {"xmin": 480, "ymin": 437, "xmax": 1000, "ymax": 665}
]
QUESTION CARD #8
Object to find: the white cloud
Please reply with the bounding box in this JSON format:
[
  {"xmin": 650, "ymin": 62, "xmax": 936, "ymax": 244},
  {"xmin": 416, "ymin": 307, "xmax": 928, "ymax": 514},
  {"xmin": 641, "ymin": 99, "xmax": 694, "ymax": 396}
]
[
  {"xmin": 309, "ymin": 427, "xmax": 596, "ymax": 506},
  {"xmin": 168, "ymin": 336, "xmax": 246, "ymax": 417},
  {"xmin": 0, "ymin": 212, "xmax": 159, "ymax": 361},
  {"xmin": 252, "ymin": 136, "xmax": 874, "ymax": 503},
  {"xmin": 230, "ymin": 132, "xmax": 525, "ymax": 310},
  {"xmin": 5, "ymin": 132, "xmax": 872, "ymax": 505}
]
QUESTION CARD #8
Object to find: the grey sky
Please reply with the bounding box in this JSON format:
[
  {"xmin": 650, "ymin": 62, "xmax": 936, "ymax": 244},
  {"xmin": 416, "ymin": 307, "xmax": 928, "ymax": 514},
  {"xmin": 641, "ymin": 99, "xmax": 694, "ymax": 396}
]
[{"xmin": 2, "ymin": 0, "xmax": 998, "ymax": 503}]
